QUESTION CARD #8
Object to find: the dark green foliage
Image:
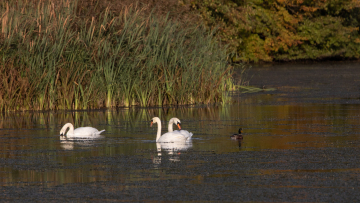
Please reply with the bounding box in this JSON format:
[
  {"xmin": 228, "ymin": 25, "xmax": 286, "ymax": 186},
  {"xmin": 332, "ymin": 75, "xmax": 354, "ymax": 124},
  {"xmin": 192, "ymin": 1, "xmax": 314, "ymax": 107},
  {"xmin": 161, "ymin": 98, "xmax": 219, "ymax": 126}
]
[{"xmin": 185, "ymin": 0, "xmax": 360, "ymax": 62}]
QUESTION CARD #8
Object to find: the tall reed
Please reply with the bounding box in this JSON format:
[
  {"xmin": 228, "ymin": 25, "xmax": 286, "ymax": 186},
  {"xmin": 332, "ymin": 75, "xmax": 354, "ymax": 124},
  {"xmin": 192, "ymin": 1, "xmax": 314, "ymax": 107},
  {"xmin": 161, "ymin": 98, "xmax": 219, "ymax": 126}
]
[{"xmin": 0, "ymin": 0, "xmax": 234, "ymax": 111}]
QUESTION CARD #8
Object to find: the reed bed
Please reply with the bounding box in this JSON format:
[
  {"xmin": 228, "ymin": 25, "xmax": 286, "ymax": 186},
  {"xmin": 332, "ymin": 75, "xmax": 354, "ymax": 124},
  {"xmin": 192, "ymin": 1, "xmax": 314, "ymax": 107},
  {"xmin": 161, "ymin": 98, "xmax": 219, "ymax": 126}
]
[{"xmin": 0, "ymin": 0, "xmax": 234, "ymax": 111}]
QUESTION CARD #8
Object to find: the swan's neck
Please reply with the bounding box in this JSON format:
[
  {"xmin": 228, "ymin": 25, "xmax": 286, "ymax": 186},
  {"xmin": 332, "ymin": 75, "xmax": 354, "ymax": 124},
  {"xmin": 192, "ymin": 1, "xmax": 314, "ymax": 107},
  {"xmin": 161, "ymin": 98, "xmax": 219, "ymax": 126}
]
[
  {"xmin": 168, "ymin": 120, "xmax": 174, "ymax": 132},
  {"xmin": 156, "ymin": 121, "xmax": 162, "ymax": 142},
  {"xmin": 65, "ymin": 123, "xmax": 74, "ymax": 135}
]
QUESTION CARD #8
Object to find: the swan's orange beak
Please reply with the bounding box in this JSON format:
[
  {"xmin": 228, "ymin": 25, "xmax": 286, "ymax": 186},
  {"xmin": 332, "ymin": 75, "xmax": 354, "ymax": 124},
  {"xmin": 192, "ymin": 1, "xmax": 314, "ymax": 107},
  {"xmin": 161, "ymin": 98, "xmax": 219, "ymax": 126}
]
[
  {"xmin": 177, "ymin": 123, "xmax": 181, "ymax": 130},
  {"xmin": 150, "ymin": 120, "xmax": 153, "ymax": 127}
]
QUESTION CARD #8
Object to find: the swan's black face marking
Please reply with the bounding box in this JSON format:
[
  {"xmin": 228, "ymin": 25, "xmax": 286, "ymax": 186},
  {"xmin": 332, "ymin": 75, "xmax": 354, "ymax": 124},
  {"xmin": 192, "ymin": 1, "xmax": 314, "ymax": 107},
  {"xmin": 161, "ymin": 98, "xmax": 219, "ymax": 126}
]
[
  {"xmin": 238, "ymin": 128, "xmax": 243, "ymax": 134},
  {"xmin": 150, "ymin": 120, "xmax": 154, "ymax": 127},
  {"xmin": 177, "ymin": 122, "xmax": 181, "ymax": 130}
]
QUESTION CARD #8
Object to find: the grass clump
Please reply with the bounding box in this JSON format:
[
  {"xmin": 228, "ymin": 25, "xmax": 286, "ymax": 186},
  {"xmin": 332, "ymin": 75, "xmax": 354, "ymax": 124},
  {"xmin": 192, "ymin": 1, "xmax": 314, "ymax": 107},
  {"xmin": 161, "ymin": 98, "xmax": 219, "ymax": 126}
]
[{"xmin": 0, "ymin": 0, "xmax": 233, "ymax": 111}]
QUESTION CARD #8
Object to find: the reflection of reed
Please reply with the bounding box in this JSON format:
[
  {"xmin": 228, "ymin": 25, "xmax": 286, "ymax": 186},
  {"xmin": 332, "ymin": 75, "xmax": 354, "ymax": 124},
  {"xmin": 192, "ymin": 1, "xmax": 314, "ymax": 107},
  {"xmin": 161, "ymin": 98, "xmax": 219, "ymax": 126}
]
[
  {"xmin": 2, "ymin": 100, "xmax": 359, "ymax": 131},
  {"xmin": 105, "ymin": 106, "xmax": 229, "ymax": 131},
  {"xmin": 1, "ymin": 103, "xmax": 359, "ymax": 158},
  {"xmin": 0, "ymin": 106, "xmax": 228, "ymax": 130},
  {"xmin": 0, "ymin": 111, "xmax": 108, "ymax": 130},
  {"xmin": 2, "ymin": 102, "xmax": 360, "ymax": 188}
]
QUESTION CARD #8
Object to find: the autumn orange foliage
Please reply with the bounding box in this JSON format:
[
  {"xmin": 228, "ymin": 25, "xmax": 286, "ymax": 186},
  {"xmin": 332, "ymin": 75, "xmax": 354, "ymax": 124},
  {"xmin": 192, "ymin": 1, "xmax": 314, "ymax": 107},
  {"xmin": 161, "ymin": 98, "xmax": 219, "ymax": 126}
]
[{"xmin": 184, "ymin": 0, "xmax": 360, "ymax": 62}]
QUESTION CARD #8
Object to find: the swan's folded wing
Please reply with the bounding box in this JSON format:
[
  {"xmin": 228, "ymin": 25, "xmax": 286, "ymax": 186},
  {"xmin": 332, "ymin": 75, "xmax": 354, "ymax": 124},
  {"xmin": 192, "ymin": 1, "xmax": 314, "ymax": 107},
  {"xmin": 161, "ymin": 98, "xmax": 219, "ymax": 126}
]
[
  {"xmin": 157, "ymin": 131, "xmax": 187, "ymax": 142},
  {"xmin": 73, "ymin": 127, "xmax": 103, "ymax": 136},
  {"xmin": 172, "ymin": 130, "xmax": 193, "ymax": 140}
]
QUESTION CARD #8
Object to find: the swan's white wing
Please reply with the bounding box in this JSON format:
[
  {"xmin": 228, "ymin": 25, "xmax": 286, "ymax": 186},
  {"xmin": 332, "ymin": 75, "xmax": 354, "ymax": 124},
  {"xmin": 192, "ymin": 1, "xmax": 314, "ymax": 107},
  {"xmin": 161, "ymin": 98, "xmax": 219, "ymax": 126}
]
[
  {"xmin": 157, "ymin": 131, "xmax": 187, "ymax": 142},
  {"xmin": 173, "ymin": 130, "xmax": 193, "ymax": 140},
  {"xmin": 70, "ymin": 127, "xmax": 105, "ymax": 138}
]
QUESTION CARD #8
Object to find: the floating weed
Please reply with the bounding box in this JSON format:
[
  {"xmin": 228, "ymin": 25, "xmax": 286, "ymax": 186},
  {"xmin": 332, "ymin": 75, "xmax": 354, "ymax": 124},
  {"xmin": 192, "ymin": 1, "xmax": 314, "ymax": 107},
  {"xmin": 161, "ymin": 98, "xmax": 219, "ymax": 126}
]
[{"xmin": 238, "ymin": 86, "xmax": 277, "ymax": 93}]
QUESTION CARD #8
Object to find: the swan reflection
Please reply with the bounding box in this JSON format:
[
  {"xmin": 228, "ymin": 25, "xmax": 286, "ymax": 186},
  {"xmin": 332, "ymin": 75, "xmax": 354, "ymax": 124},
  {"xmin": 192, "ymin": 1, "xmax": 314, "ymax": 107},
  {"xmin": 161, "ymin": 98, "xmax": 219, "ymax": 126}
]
[
  {"xmin": 59, "ymin": 135, "xmax": 104, "ymax": 150},
  {"xmin": 153, "ymin": 141, "xmax": 193, "ymax": 165}
]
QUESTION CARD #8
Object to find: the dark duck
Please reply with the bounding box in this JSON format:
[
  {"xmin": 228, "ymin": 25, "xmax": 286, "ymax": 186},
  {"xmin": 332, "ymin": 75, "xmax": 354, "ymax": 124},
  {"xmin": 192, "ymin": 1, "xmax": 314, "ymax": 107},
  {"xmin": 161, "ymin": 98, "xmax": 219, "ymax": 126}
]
[{"xmin": 230, "ymin": 128, "xmax": 243, "ymax": 140}]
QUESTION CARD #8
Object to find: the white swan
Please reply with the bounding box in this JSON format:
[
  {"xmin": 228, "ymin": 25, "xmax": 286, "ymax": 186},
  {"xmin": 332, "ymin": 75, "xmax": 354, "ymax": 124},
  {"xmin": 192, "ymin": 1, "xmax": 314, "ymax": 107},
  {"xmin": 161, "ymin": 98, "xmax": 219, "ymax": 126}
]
[
  {"xmin": 59, "ymin": 123, "xmax": 105, "ymax": 138},
  {"xmin": 151, "ymin": 117, "xmax": 190, "ymax": 142},
  {"xmin": 168, "ymin": 117, "xmax": 193, "ymax": 140}
]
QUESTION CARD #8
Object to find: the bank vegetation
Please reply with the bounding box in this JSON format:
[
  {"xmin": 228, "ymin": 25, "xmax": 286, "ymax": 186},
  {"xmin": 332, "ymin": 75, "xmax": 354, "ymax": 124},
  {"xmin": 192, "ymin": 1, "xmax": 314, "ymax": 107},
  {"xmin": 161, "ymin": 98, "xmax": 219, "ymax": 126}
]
[
  {"xmin": 0, "ymin": 0, "xmax": 234, "ymax": 111},
  {"xmin": 185, "ymin": 0, "xmax": 360, "ymax": 62}
]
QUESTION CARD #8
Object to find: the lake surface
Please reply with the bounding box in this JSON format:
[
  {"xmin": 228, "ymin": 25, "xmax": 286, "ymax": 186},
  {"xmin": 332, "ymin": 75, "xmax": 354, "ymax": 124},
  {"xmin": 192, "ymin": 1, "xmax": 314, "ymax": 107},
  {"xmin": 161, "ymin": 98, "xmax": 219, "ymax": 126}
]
[{"xmin": 1, "ymin": 61, "xmax": 360, "ymax": 202}]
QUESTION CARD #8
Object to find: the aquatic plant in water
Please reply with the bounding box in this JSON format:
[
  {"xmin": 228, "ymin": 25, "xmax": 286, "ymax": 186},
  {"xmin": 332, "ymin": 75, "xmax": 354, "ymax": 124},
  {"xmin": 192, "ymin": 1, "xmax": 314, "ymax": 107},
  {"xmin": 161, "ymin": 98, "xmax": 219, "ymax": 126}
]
[{"xmin": 0, "ymin": 0, "xmax": 234, "ymax": 111}]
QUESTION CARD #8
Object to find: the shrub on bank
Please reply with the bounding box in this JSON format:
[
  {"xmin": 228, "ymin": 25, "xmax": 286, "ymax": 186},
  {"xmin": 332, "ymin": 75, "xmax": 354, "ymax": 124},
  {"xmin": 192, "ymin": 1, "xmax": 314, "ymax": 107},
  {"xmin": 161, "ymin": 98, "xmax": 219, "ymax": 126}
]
[{"xmin": 186, "ymin": 0, "xmax": 360, "ymax": 62}]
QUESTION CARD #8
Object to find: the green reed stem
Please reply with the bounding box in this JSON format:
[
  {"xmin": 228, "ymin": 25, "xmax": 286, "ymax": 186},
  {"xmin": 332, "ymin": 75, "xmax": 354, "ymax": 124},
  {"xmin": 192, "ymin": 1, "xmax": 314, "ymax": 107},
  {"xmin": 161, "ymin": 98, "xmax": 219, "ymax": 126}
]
[{"xmin": 0, "ymin": 0, "xmax": 237, "ymax": 111}]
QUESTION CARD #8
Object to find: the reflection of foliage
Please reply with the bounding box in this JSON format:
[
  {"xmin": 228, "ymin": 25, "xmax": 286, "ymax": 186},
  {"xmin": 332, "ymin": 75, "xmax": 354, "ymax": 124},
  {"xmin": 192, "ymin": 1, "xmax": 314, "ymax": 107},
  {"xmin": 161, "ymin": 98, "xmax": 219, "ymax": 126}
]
[{"xmin": 185, "ymin": 0, "xmax": 360, "ymax": 62}]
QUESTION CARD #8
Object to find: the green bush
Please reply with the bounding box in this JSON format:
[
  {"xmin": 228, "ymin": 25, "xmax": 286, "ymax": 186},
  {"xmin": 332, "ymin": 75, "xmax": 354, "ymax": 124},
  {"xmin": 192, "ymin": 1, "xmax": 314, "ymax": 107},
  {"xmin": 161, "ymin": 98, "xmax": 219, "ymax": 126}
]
[{"xmin": 185, "ymin": 0, "xmax": 360, "ymax": 62}]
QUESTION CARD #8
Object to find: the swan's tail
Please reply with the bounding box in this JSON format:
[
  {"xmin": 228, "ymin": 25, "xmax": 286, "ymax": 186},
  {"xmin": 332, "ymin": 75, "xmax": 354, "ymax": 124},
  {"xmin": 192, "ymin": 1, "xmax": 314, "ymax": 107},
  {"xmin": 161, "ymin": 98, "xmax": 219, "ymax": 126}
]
[
  {"xmin": 97, "ymin": 129, "xmax": 105, "ymax": 135},
  {"xmin": 189, "ymin": 132, "xmax": 193, "ymax": 138},
  {"xmin": 185, "ymin": 132, "xmax": 193, "ymax": 141}
]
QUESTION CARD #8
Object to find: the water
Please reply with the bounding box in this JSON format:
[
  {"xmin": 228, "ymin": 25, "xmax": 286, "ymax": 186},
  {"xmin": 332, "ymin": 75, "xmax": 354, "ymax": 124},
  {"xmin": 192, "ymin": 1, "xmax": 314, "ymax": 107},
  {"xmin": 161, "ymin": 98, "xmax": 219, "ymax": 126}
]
[{"xmin": 1, "ymin": 61, "xmax": 360, "ymax": 202}]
